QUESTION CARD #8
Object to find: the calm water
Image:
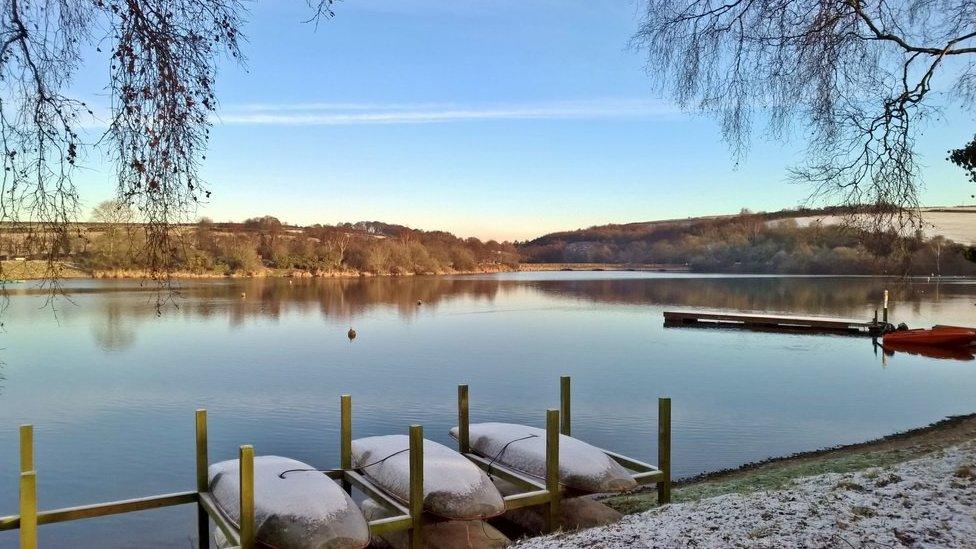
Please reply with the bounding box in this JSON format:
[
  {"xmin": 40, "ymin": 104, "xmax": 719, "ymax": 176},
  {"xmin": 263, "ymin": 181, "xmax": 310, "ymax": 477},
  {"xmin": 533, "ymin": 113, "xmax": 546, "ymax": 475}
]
[{"xmin": 2, "ymin": 273, "xmax": 976, "ymax": 547}]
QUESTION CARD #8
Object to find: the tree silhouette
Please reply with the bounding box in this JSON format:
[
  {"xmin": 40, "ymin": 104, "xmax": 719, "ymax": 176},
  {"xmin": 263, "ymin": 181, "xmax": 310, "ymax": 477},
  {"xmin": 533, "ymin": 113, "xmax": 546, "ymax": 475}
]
[
  {"xmin": 0, "ymin": 0, "xmax": 335, "ymax": 287},
  {"xmin": 632, "ymin": 1, "xmax": 976, "ymax": 231}
]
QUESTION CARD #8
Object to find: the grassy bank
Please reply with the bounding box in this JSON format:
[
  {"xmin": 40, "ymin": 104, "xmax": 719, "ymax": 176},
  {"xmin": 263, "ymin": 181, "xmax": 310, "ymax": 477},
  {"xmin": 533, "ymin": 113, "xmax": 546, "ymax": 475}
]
[{"xmin": 604, "ymin": 413, "xmax": 976, "ymax": 514}]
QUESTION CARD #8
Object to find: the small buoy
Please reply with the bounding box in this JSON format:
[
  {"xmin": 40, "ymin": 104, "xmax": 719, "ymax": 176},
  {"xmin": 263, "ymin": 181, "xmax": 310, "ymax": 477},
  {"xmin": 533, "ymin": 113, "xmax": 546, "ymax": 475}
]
[
  {"xmin": 241, "ymin": 292, "xmax": 246, "ymax": 299},
  {"xmin": 417, "ymin": 300, "xmax": 423, "ymax": 306},
  {"xmin": 347, "ymin": 328, "xmax": 357, "ymax": 341}
]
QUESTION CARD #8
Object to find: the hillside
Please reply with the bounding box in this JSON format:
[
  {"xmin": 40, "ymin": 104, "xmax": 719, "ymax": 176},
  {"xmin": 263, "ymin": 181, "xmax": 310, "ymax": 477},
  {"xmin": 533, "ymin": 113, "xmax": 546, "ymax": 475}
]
[
  {"xmin": 518, "ymin": 207, "xmax": 976, "ymax": 276},
  {"xmin": 0, "ymin": 217, "xmax": 520, "ymax": 278}
]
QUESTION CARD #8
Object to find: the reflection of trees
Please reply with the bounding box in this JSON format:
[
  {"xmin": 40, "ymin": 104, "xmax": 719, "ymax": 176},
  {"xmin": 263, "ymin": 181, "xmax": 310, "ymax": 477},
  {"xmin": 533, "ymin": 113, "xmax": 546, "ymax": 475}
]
[
  {"xmin": 43, "ymin": 275, "xmax": 976, "ymax": 348},
  {"xmin": 523, "ymin": 277, "xmax": 976, "ymax": 318},
  {"xmin": 72, "ymin": 277, "xmax": 507, "ymax": 326},
  {"xmin": 90, "ymin": 300, "xmax": 137, "ymax": 351}
]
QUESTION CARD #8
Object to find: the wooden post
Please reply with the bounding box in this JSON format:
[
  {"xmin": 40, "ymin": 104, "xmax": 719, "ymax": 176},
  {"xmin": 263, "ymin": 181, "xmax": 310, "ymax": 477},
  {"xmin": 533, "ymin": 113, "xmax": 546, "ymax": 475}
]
[
  {"xmin": 19, "ymin": 471, "xmax": 37, "ymax": 549},
  {"xmin": 195, "ymin": 410, "xmax": 210, "ymax": 549},
  {"xmin": 408, "ymin": 425, "xmax": 424, "ymax": 549},
  {"xmin": 657, "ymin": 398, "xmax": 672, "ymax": 505},
  {"xmin": 239, "ymin": 445, "xmax": 255, "ymax": 549},
  {"xmin": 883, "ymin": 290, "xmax": 889, "ymax": 323},
  {"xmin": 19, "ymin": 425, "xmax": 33, "ymax": 473},
  {"xmin": 340, "ymin": 395, "xmax": 352, "ymax": 493},
  {"xmin": 559, "ymin": 376, "xmax": 571, "ymax": 436},
  {"xmin": 545, "ymin": 409, "xmax": 560, "ymax": 532},
  {"xmin": 457, "ymin": 385, "xmax": 469, "ymax": 454}
]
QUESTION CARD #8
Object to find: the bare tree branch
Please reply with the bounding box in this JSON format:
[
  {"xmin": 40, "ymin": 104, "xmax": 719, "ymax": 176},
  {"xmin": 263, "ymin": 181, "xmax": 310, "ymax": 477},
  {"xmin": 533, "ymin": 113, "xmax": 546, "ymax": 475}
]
[{"xmin": 632, "ymin": 0, "xmax": 976, "ymax": 234}]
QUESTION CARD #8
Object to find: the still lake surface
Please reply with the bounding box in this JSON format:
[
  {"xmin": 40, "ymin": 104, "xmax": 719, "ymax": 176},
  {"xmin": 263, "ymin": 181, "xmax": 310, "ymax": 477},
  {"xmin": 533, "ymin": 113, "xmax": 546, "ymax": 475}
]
[{"xmin": 1, "ymin": 272, "xmax": 976, "ymax": 547}]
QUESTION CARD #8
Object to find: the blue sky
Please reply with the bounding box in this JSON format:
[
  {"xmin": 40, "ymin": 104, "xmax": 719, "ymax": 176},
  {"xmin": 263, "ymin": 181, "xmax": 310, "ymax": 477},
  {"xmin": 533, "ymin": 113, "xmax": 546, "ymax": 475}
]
[{"xmin": 72, "ymin": 0, "xmax": 975, "ymax": 241}]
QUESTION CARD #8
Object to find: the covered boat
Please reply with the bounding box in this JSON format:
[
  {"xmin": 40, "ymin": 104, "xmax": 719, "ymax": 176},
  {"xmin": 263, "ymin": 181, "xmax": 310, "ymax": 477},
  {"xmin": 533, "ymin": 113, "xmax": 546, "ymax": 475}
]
[
  {"xmin": 449, "ymin": 422, "xmax": 636, "ymax": 493},
  {"xmin": 351, "ymin": 435, "xmax": 505, "ymax": 520},
  {"xmin": 883, "ymin": 326, "xmax": 976, "ymax": 347},
  {"xmin": 208, "ymin": 455, "xmax": 370, "ymax": 549}
]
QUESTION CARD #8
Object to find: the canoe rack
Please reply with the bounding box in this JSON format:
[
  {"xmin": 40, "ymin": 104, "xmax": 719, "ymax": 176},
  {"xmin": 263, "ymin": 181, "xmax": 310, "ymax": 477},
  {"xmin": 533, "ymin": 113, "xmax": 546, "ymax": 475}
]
[{"xmin": 0, "ymin": 376, "xmax": 671, "ymax": 549}]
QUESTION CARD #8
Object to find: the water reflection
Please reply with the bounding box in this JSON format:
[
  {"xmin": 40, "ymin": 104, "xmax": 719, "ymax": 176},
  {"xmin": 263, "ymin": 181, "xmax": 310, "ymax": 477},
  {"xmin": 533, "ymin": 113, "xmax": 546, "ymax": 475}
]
[
  {"xmin": 3, "ymin": 275, "xmax": 973, "ymax": 353},
  {"xmin": 41, "ymin": 276, "xmax": 974, "ymax": 348},
  {"xmin": 881, "ymin": 342, "xmax": 976, "ymax": 361},
  {"xmin": 89, "ymin": 301, "xmax": 138, "ymax": 351}
]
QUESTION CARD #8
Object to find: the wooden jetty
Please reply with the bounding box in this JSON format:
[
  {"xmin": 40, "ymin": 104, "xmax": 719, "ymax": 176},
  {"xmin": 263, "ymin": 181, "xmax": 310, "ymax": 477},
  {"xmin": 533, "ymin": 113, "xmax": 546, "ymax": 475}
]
[
  {"xmin": 664, "ymin": 310, "xmax": 886, "ymax": 336},
  {"xmin": 1, "ymin": 376, "xmax": 670, "ymax": 548}
]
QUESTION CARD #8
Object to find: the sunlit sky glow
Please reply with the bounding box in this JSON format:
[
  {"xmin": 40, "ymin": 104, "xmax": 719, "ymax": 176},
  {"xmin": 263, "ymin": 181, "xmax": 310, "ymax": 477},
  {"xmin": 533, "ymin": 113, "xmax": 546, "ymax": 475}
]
[{"xmin": 70, "ymin": 0, "xmax": 975, "ymax": 241}]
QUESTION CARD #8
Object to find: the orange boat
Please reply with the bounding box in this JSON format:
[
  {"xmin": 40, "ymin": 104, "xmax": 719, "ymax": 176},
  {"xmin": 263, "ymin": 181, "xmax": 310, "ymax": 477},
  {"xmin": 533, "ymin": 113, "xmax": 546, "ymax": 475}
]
[
  {"xmin": 933, "ymin": 325, "xmax": 976, "ymax": 345},
  {"xmin": 884, "ymin": 326, "xmax": 976, "ymax": 347}
]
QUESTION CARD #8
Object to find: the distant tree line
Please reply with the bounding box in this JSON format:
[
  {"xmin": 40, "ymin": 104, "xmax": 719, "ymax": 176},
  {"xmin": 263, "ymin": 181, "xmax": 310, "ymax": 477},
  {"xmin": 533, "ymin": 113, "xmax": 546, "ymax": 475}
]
[
  {"xmin": 0, "ymin": 202, "xmax": 520, "ymax": 276},
  {"xmin": 518, "ymin": 211, "xmax": 976, "ymax": 276}
]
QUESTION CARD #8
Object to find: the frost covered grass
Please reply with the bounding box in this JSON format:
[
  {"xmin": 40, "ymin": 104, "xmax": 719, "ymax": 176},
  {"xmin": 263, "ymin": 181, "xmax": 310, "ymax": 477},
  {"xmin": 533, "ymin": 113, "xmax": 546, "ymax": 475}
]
[
  {"xmin": 517, "ymin": 441, "xmax": 976, "ymax": 548},
  {"xmin": 605, "ymin": 413, "xmax": 976, "ymax": 515}
]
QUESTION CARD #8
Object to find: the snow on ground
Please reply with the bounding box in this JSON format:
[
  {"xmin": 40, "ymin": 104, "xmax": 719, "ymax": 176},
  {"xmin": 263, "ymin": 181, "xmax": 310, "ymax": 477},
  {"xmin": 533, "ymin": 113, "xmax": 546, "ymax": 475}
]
[
  {"xmin": 517, "ymin": 441, "xmax": 976, "ymax": 548},
  {"xmin": 786, "ymin": 207, "xmax": 976, "ymax": 246}
]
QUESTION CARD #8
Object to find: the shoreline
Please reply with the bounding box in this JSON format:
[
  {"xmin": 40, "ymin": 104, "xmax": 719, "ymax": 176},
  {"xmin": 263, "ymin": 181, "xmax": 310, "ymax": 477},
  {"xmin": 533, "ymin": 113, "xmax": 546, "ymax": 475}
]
[
  {"xmin": 517, "ymin": 414, "xmax": 976, "ymax": 547},
  {"xmin": 1, "ymin": 261, "xmax": 688, "ymax": 281},
  {"xmin": 603, "ymin": 412, "xmax": 976, "ymax": 514}
]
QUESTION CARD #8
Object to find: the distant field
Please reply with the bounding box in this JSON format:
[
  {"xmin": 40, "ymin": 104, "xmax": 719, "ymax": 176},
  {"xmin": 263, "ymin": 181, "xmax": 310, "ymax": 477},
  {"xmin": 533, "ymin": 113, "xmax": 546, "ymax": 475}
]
[
  {"xmin": 787, "ymin": 206, "xmax": 976, "ymax": 245},
  {"xmin": 1, "ymin": 260, "xmax": 89, "ymax": 280}
]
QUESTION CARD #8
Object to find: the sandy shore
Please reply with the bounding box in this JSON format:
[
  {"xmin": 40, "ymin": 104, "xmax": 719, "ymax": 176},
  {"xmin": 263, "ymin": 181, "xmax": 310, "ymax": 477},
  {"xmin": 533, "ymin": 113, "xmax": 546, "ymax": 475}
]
[{"xmin": 520, "ymin": 415, "xmax": 976, "ymax": 548}]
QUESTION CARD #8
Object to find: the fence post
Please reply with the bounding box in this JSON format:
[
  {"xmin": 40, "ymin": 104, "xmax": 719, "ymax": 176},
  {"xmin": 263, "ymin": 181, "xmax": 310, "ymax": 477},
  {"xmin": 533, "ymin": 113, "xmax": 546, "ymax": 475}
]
[
  {"xmin": 19, "ymin": 425, "xmax": 36, "ymax": 549},
  {"xmin": 559, "ymin": 376, "xmax": 571, "ymax": 436},
  {"xmin": 239, "ymin": 445, "xmax": 255, "ymax": 549},
  {"xmin": 657, "ymin": 398, "xmax": 672, "ymax": 504},
  {"xmin": 195, "ymin": 410, "xmax": 209, "ymax": 549},
  {"xmin": 457, "ymin": 385, "xmax": 469, "ymax": 454},
  {"xmin": 408, "ymin": 425, "xmax": 424, "ymax": 549},
  {"xmin": 546, "ymin": 409, "xmax": 560, "ymax": 532},
  {"xmin": 19, "ymin": 471, "xmax": 37, "ymax": 549},
  {"xmin": 341, "ymin": 395, "xmax": 352, "ymax": 493}
]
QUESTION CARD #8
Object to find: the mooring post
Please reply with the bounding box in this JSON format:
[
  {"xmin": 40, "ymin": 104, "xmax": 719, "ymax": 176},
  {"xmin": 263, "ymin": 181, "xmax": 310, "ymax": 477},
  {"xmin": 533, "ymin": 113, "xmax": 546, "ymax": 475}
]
[
  {"xmin": 239, "ymin": 445, "xmax": 255, "ymax": 549},
  {"xmin": 657, "ymin": 398, "xmax": 672, "ymax": 504},
  {"xmin": 408, "ymin": 425, "xmax": 424, "ymax": 549},
  {"xmin": 883, "ymin": 289, "xmax": 889, "ymax": 323},
  {"xmin": 559, "ymin": 376, "xmax": 571, "ymax": 436},
  {"xmin": 19, "ymin": 470, "xmax": 37, "ymax": 549},
  {"xmin": 340, "ymin": 394, "xmax": 352, "ymax": 493},
  {"xmin": 545, "ymin": 408, "xmax": 561, "ymax": 533},
  {"xmin": 19, "ymin": 424, "xmax": 36, "ymax": 549},
  {"xmin": 457, "ymin": 385, "xmax": 470, "ymax": 454},
  {"xmin": 195, "ymin": 410, "xmax": 210, "ymax": 549}
]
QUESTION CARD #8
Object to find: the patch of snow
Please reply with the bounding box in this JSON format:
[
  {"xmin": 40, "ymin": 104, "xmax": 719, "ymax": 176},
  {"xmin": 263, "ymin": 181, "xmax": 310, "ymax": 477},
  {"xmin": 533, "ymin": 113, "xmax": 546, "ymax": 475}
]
[
  {"xmin": 517, "ymin": 441, "xmax": 976, "ymax": 548},
  {"xmin": 208, "ymin": 455, "xmax": 369, "ymax": 547},
  {"xmin": 351, "ymin": 435, "xmax": 505, "ymax": 519},
  {"xmin": 449, "ymin": 423, "xmax": 636, "ymax": 493}
]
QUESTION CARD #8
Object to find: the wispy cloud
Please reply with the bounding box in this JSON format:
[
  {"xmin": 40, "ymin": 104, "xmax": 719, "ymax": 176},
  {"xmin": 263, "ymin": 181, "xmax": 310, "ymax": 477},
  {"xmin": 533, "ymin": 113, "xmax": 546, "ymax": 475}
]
[{"xmin": 215, "ymin": 98, "xmax": 680, "ymax": 126}]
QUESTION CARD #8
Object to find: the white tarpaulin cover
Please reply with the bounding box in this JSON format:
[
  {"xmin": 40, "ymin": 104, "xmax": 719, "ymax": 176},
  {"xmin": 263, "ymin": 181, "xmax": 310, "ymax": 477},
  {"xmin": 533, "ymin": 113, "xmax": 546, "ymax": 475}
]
[
  {"xmin": 449, "ymin": 423, "xmax": 637, "ymax": 493},
  {"xmin": 208, "ymin": 455, "xmax": 370, "ymax": 549},
  {"xmin": 351, "ymin": 435, "xmax": 505, "ymax": 520}
]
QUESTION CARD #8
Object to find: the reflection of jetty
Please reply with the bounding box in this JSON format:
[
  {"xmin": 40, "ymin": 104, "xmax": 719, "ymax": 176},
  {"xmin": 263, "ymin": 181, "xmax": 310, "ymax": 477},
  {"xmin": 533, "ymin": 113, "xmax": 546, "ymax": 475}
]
[{"xmin": 664, "ymin": 310, "xmax": 887, "ymax": 336}]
